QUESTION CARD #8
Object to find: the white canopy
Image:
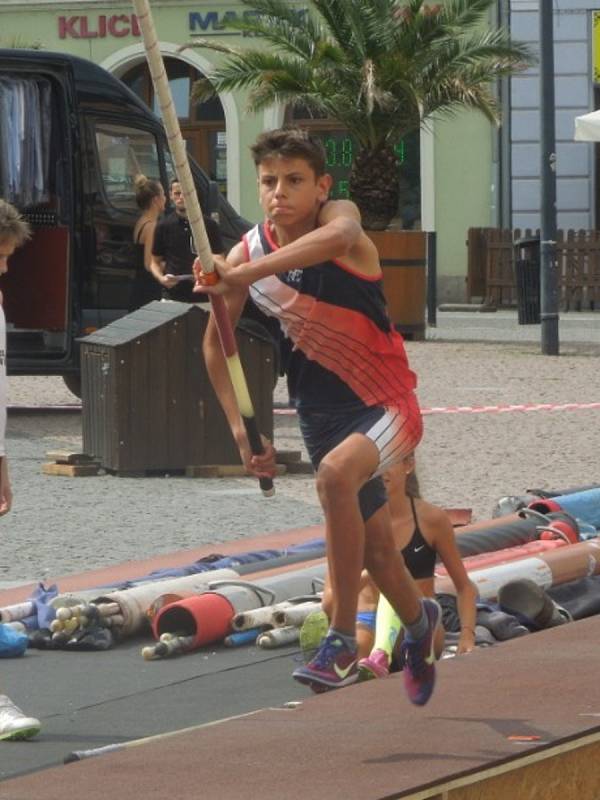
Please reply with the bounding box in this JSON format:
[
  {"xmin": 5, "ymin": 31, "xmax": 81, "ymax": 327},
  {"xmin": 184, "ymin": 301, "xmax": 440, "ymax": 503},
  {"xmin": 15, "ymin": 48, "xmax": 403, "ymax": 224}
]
[{"xmin": 574, "ymin": 110, "xmax": 600, "ymax": 141}]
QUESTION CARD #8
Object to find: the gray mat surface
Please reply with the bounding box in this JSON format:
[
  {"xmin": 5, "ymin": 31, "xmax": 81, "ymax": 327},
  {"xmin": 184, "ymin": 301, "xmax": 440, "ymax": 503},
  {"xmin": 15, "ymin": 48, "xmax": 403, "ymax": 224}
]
[{"xmin": 0, "ymin": 636, "xmax": 311, "ymax": 780}]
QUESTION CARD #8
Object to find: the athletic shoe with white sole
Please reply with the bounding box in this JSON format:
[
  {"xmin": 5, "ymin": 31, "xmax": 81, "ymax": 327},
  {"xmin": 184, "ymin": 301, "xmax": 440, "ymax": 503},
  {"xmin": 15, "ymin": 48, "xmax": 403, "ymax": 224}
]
[
  {"xmin": 399, "ymin": 598, "xmax": 441, "ymax": 706},
  {"xmin": 0, "ymin": 695, "xmax": 41, "ymax": 741},
  {"xmin": 293, "ymin": 633, "xmax": 358, "ymax": 691}
]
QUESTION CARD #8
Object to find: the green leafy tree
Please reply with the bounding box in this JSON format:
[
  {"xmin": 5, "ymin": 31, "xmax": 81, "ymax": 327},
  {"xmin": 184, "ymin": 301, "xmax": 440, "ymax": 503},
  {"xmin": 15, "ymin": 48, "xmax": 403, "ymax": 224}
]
[{"xmin": 189, "ymin": 0, "xmax": 532, "ymax": 229}]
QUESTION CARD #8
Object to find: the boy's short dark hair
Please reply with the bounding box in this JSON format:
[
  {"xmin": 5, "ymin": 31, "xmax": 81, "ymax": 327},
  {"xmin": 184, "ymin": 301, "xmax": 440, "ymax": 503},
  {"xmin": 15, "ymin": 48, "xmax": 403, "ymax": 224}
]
[
  {"xmin": 251, "ymin": 127, "xmax": 326, "ymax": 177},
  {"xmin": 0, "ymin": 200, "xmax": 31, "ymax": 246}
]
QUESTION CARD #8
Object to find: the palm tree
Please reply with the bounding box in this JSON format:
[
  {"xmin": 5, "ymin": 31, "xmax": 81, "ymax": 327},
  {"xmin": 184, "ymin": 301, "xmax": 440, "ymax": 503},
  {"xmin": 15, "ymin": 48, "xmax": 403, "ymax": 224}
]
[{"xmin": 189, "ymin": 0, "xmax": 532, "ymax": 229}]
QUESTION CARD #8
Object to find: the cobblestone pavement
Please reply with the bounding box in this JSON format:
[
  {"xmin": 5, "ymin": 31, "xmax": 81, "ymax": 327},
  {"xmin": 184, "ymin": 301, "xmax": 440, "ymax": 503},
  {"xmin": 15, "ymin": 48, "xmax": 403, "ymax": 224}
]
[{"xmin": 3, "ymin": 325, "xmax": 600, "ymax": 587}]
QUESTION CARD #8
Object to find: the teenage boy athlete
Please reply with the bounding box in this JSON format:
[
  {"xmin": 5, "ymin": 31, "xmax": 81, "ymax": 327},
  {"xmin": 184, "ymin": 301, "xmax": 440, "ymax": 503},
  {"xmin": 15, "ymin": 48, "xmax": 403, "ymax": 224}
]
[{"xmin": 197, "ymin": 128, "xmax": 440, "ymax": 704}]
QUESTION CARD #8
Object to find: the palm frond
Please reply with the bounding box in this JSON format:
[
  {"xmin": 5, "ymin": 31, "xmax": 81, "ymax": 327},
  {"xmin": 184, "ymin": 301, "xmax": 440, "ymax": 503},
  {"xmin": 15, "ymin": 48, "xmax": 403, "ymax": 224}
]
[
  {"xmin": 310, "ymin": 0, "xmax": 367, "ymax": 56},
  {"xmin": 189, "ymin": 0, "xmax": 534, "ymax": 146},
  {"xmin": 439, "ymin": 0, "xmax": 500, "ymax": 32}
]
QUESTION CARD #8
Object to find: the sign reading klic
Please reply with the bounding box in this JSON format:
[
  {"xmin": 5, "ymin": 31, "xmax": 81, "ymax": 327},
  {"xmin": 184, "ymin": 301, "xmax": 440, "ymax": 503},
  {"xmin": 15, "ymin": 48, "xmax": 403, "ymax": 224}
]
[
  {"xmin": 58, "ymin": 8, "xmax": 308, "ymax": 40},
  {"xmin": 58, "ymin": 15, "xmax": 141, "ymax": 39}
]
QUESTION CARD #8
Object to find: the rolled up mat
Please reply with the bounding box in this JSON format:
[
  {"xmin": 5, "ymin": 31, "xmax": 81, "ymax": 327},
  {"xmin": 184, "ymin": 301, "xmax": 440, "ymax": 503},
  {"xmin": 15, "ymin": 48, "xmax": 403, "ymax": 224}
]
[
  {"xmin": 526, "ymin": 483, "xmax": 600, "ymax": 499},
  {"xmin": 497, "ymin": 578, "xmax": 571, "ymax": 629},
  {"xmin": 272, "ymin": 601, "xmax": 322, "ymax": 628},
  {"xmin": 453, "ymin": 514, "xmax": 540, "ymax": 559},
  {"xmin": 435, "ymin": 538, "xmax": 566, "ymax": 578},
  {"xmin": 153, "ymin": 593, "xmax": 234, "ymax": 648},
  {"xmin": 154, "ymin": 563, "xmax": 327, "ymax": 648},
  {"xmin": 547, "ymin": 575, "xmax": 600, "ymax": 620},
  {"xmin": 436, "ymin": 538, "xmax": 600, "ymax": 600},
  {"xmin": 231, "ymin": 595, "xmax": 321, "ymax": 631},
  {"xmin": 529, "ymin": 488, "xmax": 600, "ymax": 529},
  {"xmin": 232, "ymin": 601, "xmax": 294, "ymax": 631},
  {"xmin": 257, "ymin": 625, "xmax": 299, "ymax": 648},
  {"xmin": 491, "ymin": 494, "xmax": 542, "ymax": 518},
  {"xmin": 492, "ymin": 485, "xmax": 600, "ymax": 517},
  {"xmin": 93, "ymin": 568, "xmax": 239, "ymax": 638},
  {"xmin": 224, "ymin": 628, "xmax": 264, "ymax": 647},
  {"xmin": 518, "ymin": 508, "xmax": 580, "ymax": 544},
  {"xmin": 0, "ymin": 601, "xmax": 35, "ymax": 623}
]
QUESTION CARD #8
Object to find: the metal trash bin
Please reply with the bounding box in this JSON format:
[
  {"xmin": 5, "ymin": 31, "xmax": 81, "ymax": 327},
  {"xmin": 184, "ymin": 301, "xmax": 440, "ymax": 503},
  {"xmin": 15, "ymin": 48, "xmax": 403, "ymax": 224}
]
[{"xmin": 514, "ymin": 236, "xmax": 541, "ymax": 325}]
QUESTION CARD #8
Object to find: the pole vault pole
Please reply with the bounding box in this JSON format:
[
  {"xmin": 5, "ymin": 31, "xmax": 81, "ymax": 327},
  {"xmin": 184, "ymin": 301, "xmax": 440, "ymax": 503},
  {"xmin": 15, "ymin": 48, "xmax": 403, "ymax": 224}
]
[{"xmin": 132, "ymin": 0, "xmax": 274, "ymax": 497}]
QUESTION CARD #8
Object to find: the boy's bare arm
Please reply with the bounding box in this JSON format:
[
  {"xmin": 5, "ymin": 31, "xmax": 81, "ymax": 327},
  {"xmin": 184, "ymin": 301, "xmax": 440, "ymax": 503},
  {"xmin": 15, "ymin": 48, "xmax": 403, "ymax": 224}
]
[{"xmin": 204, "ymin": 201, "xmax": 380, "ymax": 291}]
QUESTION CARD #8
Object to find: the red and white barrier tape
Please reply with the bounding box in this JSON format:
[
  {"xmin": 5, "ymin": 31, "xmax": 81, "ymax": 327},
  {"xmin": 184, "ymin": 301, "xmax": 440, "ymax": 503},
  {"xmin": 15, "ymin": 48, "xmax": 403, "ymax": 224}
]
[{"xmin": 274, "ymin": 401, "xmax": 600, "ymax": 417}]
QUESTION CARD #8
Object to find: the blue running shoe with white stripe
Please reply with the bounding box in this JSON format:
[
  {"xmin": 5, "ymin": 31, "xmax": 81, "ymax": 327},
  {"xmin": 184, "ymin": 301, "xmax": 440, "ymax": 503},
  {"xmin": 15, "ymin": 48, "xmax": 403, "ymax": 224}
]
[{"xmin": 293, "ymin": 633, "xmax": 358, "ymax": 692}]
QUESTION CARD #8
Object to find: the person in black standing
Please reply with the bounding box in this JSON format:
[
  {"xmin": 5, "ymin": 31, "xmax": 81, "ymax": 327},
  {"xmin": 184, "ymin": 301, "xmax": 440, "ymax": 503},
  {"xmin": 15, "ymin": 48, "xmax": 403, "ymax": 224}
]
[
  {"xmin": 150, "ymin": 179, "xmax": 224, "ymax": 303},
  {"xmin": 128, "ymin": 174, "xmax": 166, "ymax": 311}
]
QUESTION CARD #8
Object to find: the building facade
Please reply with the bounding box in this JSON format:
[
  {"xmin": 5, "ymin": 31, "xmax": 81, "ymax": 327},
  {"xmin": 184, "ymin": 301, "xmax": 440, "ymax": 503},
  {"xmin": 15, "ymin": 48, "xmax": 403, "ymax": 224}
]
[
  {"xmin": 0, "ymin": 0, "xmax": 498, "ymax": 303},
  {"xmin": 509, "ymin": 0, "xmax": 598, "ymax": 231}
]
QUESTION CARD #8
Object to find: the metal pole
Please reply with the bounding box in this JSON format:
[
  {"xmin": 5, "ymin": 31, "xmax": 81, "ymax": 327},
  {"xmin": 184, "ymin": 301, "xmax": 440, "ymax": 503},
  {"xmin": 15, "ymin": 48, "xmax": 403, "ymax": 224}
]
[
  {"xmin": 426, "ymin": 231, "xmax": 437, "ymax": 327},
  {"xmin": 539, "ymin": 0, "xmax": 559, "ymax": 355}
]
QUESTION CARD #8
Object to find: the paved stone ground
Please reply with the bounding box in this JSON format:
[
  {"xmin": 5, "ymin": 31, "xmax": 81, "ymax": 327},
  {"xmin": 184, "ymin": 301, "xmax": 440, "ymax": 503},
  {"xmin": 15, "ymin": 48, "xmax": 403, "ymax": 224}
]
[{"xmin": 3, "ymin": 313, "xmax": 599, "ymax": 587}]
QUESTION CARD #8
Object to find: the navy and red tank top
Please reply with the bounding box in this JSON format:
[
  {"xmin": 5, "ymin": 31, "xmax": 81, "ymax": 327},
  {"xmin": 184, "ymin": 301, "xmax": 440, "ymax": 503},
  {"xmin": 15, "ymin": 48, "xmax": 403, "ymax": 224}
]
[{"xmin": 243, "ymin": 222, "xmax": 417, "ymax": 413}]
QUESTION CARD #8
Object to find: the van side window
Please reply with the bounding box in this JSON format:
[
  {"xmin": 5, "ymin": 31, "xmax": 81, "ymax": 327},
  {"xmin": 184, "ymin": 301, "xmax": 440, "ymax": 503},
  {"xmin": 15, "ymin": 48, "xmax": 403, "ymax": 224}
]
[{"xmin": 94, "ymin": 122, "xmax": 161, "ymax": 210}]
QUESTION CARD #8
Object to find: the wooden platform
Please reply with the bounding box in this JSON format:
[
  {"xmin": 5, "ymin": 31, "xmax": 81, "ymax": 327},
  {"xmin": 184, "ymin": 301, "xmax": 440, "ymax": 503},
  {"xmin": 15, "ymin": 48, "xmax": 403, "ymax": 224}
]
[{"xmin": 2, "ymin": 616, "xmax": 599, "ymax": 800}]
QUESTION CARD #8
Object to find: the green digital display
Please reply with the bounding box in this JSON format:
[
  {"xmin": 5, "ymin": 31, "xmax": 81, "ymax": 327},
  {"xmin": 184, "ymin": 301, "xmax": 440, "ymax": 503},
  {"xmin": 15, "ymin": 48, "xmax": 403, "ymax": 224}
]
[{"xmin": 314, "ymin": 130, "xmax": 420, "ymax": 228}]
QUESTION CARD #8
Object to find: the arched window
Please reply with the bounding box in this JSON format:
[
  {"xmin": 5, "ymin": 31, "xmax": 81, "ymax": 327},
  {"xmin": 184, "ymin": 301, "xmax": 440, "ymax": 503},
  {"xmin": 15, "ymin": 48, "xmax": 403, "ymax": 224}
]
[{"xmin": 122, "ymin": 58, "xmax": 227, "ymax": 197}]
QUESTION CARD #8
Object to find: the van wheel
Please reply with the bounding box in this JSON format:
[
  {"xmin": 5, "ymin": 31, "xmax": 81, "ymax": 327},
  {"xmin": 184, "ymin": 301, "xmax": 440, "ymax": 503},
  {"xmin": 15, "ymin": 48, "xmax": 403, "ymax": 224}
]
[{"xmin": 63, "ymin": 373, "xmax": 82, "ymax": 399}]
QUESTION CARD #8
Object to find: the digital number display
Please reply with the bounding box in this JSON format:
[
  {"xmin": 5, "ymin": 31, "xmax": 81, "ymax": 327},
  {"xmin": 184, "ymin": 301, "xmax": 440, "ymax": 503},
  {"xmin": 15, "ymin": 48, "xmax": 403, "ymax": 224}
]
[
  {"xmin": 315, "ymin": 131, "xmax": 419, "ymax": 200},
  {"xmin": 313, "ymin": 130, "xmax": 420, "ymax": 228}
]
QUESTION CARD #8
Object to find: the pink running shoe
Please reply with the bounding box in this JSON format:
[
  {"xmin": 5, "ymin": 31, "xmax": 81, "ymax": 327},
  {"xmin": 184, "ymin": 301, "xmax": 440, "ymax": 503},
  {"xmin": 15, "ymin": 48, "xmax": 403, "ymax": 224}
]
[
  {"xmin": 399, "ymin": 598, "xmax": 441, "ymax": 706},
  {"xmin": 357, "ymin": 649, "xmax": 390, "ymax": 681}
]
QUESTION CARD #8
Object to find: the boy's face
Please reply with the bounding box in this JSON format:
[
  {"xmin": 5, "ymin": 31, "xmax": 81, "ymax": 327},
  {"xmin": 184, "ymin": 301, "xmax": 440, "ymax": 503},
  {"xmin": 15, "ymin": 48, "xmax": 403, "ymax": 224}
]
[
  {"xmin": 0, "ymin": 237, "xmax": 17, "ymax": 276},
  {"xmin": 257, "ymin": 156, "xmax": 331, "ymax": 225}
]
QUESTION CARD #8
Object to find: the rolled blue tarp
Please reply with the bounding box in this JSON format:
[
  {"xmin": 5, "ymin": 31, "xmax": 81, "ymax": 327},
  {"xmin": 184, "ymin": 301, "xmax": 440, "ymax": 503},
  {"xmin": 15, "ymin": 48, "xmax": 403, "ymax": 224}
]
[{"xmin": 530, "ymin": 488, "xmax": 600, "ymax": 530}]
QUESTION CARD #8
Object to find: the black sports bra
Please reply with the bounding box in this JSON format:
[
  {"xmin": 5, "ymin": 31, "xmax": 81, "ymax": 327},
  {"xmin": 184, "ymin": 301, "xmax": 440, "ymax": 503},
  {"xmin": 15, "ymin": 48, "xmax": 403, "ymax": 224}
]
[{"xmin": 401, "ymin": 497, "xmax": 437, "ymax": 580}]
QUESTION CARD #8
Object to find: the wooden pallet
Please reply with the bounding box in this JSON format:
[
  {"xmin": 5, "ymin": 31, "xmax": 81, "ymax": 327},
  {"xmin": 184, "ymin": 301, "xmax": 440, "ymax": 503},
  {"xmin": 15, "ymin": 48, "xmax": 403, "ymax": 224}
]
[{"xmin": 43, "ymin": 451, "xmax": 101, "ymax": 477}]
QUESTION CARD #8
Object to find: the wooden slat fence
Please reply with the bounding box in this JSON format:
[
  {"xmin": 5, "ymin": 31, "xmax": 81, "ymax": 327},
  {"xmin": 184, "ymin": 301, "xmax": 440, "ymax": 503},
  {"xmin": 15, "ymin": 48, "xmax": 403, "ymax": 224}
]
[{"xmin": 467, "ymin": 228, "xmax": 600, "ymax": 310}]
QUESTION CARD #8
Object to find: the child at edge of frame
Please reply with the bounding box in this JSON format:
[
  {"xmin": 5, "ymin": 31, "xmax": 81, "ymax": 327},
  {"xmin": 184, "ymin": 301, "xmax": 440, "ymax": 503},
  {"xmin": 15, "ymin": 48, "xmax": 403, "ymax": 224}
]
[
  {"xmin": 195, "ymin": 127, "xmax": 441, "ymax": 704},
  {"xmin": 0, "ymin": 199, "xmax": 42, "ymax": 740}
]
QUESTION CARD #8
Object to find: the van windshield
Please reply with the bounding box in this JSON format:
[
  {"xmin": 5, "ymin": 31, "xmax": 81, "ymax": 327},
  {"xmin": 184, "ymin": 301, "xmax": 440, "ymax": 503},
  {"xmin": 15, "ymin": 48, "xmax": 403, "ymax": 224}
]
[{"xmin": 94, "ymin": 122, "xmax": 161, "ymax": 210}]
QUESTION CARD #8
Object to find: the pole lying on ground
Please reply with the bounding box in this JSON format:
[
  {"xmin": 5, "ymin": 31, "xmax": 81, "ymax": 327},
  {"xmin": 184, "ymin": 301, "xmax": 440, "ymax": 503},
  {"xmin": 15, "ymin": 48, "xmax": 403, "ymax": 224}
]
[{"xmin": 132, "ymin": 0, "xmax": 274, "ymax": 497}]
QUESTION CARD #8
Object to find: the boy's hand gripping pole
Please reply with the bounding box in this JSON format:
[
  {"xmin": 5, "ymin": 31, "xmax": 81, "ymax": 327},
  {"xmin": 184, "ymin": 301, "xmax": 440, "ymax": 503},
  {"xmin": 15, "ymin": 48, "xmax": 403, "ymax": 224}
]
[{"xmin": 132, "ymin": 0, "xmax": 274, "ymax": 497}]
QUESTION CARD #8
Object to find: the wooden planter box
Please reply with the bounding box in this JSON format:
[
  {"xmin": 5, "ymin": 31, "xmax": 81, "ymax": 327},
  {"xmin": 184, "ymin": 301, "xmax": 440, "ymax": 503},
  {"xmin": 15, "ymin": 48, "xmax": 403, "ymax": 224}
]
[
  {"xmin": 80, "ymin": 301, "xmax": 274, "ymax": 474},
  {"xmin": 366, "ymin": 230, "xmax": 427, "ymax": 340}
]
